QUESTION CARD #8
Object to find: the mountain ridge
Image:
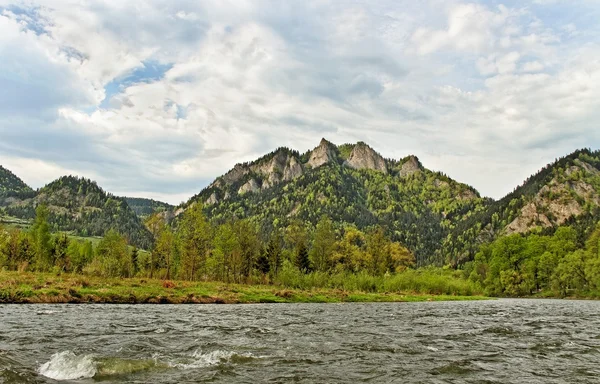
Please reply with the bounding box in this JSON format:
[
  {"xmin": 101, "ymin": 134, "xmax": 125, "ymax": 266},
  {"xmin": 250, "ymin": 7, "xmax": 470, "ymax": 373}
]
[{"xmin": 1, "ymin": 141, "xmax": 599, "ymax": 267}]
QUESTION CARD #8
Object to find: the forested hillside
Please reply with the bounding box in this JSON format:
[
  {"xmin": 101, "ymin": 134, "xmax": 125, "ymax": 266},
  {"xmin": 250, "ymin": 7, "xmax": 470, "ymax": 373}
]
[
  {"xmin": 2, "ymin": 143, "xmax": 600, "ymax": 288},
  {"xmin": 180, "ymin": 139, "xmax": 487, "ymax": 266},
  {"xmin": 443, "ymin": 149, "xmax": 600, "ymax": 267},
  {"xmin": 0, "ymin": 166, "xmax": 34, "ymax": 205},
  {"xmin": 2, "ymin": 176, "xmax": 153, "ymax": 249},
  {"xmin": 124, "ymin": 197, "xmax": 174, "ymax": 219}
]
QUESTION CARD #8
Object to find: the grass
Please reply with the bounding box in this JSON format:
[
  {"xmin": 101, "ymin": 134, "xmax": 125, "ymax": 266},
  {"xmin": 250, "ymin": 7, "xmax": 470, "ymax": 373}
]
[{"xmin": 0, "ymin": 271, "xmax": 489, "ymax": 304}]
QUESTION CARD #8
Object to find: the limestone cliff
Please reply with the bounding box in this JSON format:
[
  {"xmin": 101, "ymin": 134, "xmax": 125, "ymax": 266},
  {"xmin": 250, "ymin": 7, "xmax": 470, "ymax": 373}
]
[
  {"xmin": 343, "ymin": 142, "xmax": 388, "ymax": 174},
  {"xmin": 307, "ymin": 138, "xmax": 337, "ymax": 168}
]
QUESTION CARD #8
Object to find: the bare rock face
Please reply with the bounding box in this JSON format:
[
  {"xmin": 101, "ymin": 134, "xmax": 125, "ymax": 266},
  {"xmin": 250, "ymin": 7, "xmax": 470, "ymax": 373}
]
[
  {"xmin": 343, "ymin": 142, "xmax": 388, "ymax": 174},
  {"xmin": 284, "ymin": 156, "xmax": 303, "ymax": 181},
  {"xmin": 399, "ymin": 156, "xmax": 421, "ymax": 177},
  {"xmin": 307, "ymin": 138, "xmax": 337, "ymax": 168},
  {"xmin": 222, "ymin": 164, "xmax": 249, "ymax": 184},
  {"xmin": 238, "ymin": 178, "xmax": 260, "ymax": 194},
  {"xmin": 505, "ymin": 175, "xmax": 596, "ymax": 235},
  {"xmin": 250, "ymin": 149, "xmax": 304, "ymax": 190},
  {"xmin": 505, "ymin": 202, "xmax": 553, "ymax": 234},
  {"xmin": 205, "ymin": 192, "xmax": 218, "ymax": 206}
]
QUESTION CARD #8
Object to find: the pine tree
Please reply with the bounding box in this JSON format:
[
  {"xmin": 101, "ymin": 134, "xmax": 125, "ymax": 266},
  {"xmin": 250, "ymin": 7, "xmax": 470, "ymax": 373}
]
[
  {"xmin": 266, "ymin": 232, "xmax": 282, "ymax": 276},
  {"xmin": 296, "ymin": 242, "xmax": 311, "ymax": 273},
  {"xmin": 256, "ymin": 249, "xmax": 270, "ymax": 275},
  {"xmin": 131, "ymin": 247, "xmax": 139, "ymax": 276}
]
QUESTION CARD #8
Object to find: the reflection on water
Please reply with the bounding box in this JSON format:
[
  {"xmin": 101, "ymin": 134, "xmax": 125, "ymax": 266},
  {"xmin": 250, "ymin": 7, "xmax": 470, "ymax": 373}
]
[{"xmin": 1, "ymin": 299, "xmax": 600, "ymax": 383}]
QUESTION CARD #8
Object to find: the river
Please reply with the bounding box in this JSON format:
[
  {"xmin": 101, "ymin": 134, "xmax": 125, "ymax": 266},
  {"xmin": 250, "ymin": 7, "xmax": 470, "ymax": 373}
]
[{"xmin": 1, "ymin": 299, "xmax": 599, "ymax": 383}]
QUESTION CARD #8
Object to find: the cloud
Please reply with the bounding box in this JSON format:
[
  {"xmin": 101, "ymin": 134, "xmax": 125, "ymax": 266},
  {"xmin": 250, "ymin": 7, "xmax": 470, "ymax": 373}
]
[{"xmin": 0, "ymin": 0, "xmax": 599, "ymax": 204}]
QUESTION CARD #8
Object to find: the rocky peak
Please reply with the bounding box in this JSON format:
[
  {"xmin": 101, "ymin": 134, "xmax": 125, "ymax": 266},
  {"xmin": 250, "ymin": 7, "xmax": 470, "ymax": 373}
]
[
  {"xmin": 284, "ymin": 156, "xmax": 303, "ymax": 181},
  {"xmin": 238, "ymin": 178, "xmax": 260, "ymax": 194},
  {"xmin": 307, "ymin": 138, "xmax": 337, "ymax": 169},
  {"xmin": 343, "ymin": 142, "xmax": 388, "ymax": 174},
  {"xmin": 399, "ymin": 156, "xmax": 422, "ymax": 177},
  {"xmin": 222, "ymin": 163, "xmax": 249, "ymax": 184},
  {"xmin": 251, "ymin": 148, "xmax": 304, "ymax": 189}
]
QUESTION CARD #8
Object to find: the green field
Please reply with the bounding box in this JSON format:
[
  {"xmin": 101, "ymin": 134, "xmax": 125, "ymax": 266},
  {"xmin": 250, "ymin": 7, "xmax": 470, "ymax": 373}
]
[{"xmin": 0, "ymin": 271, "xmax": 489, "ymax": 304}]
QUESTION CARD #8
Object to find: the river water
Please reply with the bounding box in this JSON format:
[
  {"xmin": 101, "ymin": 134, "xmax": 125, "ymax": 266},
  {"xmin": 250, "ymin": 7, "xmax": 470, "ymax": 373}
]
[{"xmin": 1, "ymin": 299, "xmax": 599, "ymax": 383}]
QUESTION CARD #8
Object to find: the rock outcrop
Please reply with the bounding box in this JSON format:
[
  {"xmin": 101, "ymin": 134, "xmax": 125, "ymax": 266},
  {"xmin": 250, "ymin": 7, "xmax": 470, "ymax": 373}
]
[
  {"xmin": 399, "ymin": 156, "xmax": 421, "ymax": 177},
  {"xmin": 307, "ymin": 138, "xmax": 337, "ymax": 168},
  {"xmin": 205, "ymin": 192, "xmax": 218, "ymax": 206},
  {"xmin": 238, "ymin": 178, "xmax": 260, "ymax": 194},
  {"xmin": 250, "ymin": 149, "xmax": 304, "ymax": 190},
  {"xmin": 343, "ymin": 142, "xmax": 388, "ymax": 174},
  {"xmin": 222, "ymin": 164, "xmax": 249, "ymax": 184}
]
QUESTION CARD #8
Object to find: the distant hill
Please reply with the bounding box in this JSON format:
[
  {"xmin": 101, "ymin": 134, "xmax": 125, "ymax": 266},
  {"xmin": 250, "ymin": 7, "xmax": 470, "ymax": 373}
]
[
  {"xmin": 181, "ymin": 139, "xmax": 487, "ymax": 265},
  {"xmin": 2, "ymin": 143, "xmax": 599, "ymax": 266},
  {"xmin": 3, "ymin": 176, "xmax": 153, "ymax": 249},
  {"xmin": 0, "ymin": 165, "xmax": 34, "ymax": 205},
  {"xmin": 442, "ymin": 149, "xmax": 600, "ymax": 266},
  {"xmin": 124, "ymin": 197, "xmax": 174, "ymax": 219}
]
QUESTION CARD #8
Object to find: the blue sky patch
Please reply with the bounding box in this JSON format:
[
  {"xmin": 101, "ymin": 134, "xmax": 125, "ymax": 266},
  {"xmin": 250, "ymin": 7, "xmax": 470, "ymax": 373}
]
[{"xmin": 99, "ymin": 60, "xmax": 173, "ymax": 109}]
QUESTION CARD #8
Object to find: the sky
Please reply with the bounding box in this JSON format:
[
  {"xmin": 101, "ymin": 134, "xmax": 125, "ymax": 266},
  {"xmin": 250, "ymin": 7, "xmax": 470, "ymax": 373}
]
[{"xmin": 1, "ymin": 0, "xmax": 599, "ymax": 204}]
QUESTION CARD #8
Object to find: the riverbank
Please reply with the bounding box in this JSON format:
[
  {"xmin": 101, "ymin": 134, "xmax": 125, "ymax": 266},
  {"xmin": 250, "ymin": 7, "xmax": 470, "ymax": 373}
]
[{"xmin": 0, "ymin": 272, "xmax": 488, "ymax": 304}]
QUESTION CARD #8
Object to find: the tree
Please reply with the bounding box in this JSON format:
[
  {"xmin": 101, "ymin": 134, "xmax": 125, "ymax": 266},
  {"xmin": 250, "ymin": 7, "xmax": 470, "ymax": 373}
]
[
  {"xmin": 310, "ymin": 216, "xmax": 336, "ymax": 272},
  {"xmin": 266, "ymin": 231, "xmax": 282, "ymax": 277},
  {"xmin": 130, "ymin": 247, "xmax": 140, "ymax": 276},
  {"xmin": 153, "ymin": 226, "xmax": 176, "ymax": 279},
  {"xmin": 332, "ymin": 226, "xmax": 366, "ymax": 272},
  {"xmin": 179, "ymin": 204, "xmax": 211, "ymax": 281},
  {"xmin": 235, "ymin": 220, "xmax": 260, "ymax": 281},
  {"xmin": 366, "ymin": 226, "xmax": 389, "ymax": 275},
  {"xmin": 67, "ymin": 240, "xmax": 91, "ymax": 273},
  {"xmin": 93, "ymin": 230, "xmax": 130, "ymax": 277},
  {"xmin": 296, "ymin": 242, "xmax": 311, "ymax": 273},
  {"xmin": 31, "ymin": 204, "xmax": 52, "ymax": 271},
  {"xmin": 388, "ymin": 242, "xmax": 415, "ymax": 272},
  {"xmin": 256, "ymin": 248, "xmax": 270, "ymax": 276},
  {"xmin": 144, "ymin": 214, "xmax": 164, "ymax": 279},
  {"xmin": 52, "ymin": 233, "xmax": 70, "ymax": 272},
  {"xmin": 212, "ymin": 222, "xmax": 238, "ymax": 282}
]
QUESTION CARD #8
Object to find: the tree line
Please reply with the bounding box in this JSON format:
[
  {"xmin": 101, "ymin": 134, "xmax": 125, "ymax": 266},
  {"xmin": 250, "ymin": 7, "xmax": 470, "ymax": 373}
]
[
  {"xmin": 0, "ymin": 204, "xmax": 415, "ymax": 283},
  {"xmin": 466, "ymin": 224, "xmax": 600, "ymax": 296}
]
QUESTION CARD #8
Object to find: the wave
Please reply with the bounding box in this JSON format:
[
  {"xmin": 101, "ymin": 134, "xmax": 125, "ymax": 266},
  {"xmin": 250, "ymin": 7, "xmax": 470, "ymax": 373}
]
[
  {"xmin": 38, "ymin": 351, "xmax": 96, "ymax": 381},
  {"xmin": 37, "ymin": 351, "xmax": 165, "ymax": 381},
  {"xmin": 38, "ymin": 349, "xmax": 257, "ymax": 380},
  {"xmin": 172, "ymin": 349, "xmax": 256, "ymax": 369}
]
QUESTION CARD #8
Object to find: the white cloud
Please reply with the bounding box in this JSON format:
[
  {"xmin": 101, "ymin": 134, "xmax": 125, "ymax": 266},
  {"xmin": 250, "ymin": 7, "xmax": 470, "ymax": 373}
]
[{"xmin": 0, "ymin": 0, "xmax": 599, "ymax": 203}]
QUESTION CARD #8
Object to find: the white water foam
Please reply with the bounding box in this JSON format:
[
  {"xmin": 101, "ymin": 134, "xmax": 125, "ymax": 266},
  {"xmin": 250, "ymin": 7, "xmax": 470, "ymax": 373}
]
[
  {"xmin": 38, "ymin": 351, "xmax": 96, "ymax": 381},
  {"xmin": 174, "ymin": 350, "xmax": 253, "ymax": 369}
]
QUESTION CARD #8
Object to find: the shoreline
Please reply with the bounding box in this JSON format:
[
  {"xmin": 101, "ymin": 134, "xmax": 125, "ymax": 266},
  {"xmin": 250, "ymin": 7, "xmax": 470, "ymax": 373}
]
[{"xmin": 0, "ymin": 272, "xmax": 488, "ymax": 304}]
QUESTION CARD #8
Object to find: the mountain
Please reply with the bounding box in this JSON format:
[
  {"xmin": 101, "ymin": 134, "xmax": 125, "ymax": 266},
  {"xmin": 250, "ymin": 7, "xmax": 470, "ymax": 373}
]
[
  {"xmin": 2, "ymin": 176, "xmax": 153, "ymax": 249},
  {"xmin": 124, "ymin": 197, "xmax": 174, "ymax": 219},
  {"xmin": 181, "ymin": 139, "xmax": 487, "ymax": 265},
  {"xmin": 443, "ymin": 148, "xmax": 600, "ymax": 266},
  {"xmin": 0, "ymin": 165, "xmax": 34, "ymax": 205}
]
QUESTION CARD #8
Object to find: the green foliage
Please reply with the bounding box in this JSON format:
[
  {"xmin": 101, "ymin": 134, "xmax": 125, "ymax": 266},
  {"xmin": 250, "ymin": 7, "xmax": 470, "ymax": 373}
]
[
  {"xmin": 124, "ymin": 197, "xmax": 174, "ymax": 219},
  {"xmin": 31, "ymin": 205, "xmax": 52, "ymax": 271},
  {"xmin": 310, "ymin": 216, "xmax": 335, "ymax": 272},
  {"xmin": 469, "ymin": 223, "xmax": 600, "ymax": 297},
  {"xmin": 3, "ymin": 176, "xmax": 153, "ymax": 249},
  {"xmin": 178, "ymin": 204, "xmax": 211, "ymax": 281},
  {"xmin": 185, "ymin": 143, "xmax": 485, "ymax": 267},
  {"xmin": 89, "ymin": 229, "xmax": 131, "ymax": 278},
  {"xmin": 0, "ymin": 165, "xmax": 34, "ymax": 204},
  {"xmin": 444, "ymin": 148, "xmax": 600, "ymax": 266}
]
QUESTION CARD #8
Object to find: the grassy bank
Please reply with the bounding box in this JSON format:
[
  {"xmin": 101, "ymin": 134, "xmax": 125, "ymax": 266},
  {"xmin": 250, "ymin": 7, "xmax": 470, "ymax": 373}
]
[{"xmin": 0, "ymin": 271, "xmax": 488, "ymax": 304}]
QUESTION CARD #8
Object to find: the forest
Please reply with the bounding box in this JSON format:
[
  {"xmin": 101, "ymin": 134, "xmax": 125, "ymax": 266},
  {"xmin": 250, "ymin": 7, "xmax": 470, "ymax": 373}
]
[
  {"xmin": 0, "ymin": 204, "xmax": 480, "ymax": 297},
  {"xmin": 1, "ymin": 144, "xmax": 600, "ymax": 299},
  {"xmin": 2, "ymin": 202, "xmax": 600, "ymax": 298}
]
